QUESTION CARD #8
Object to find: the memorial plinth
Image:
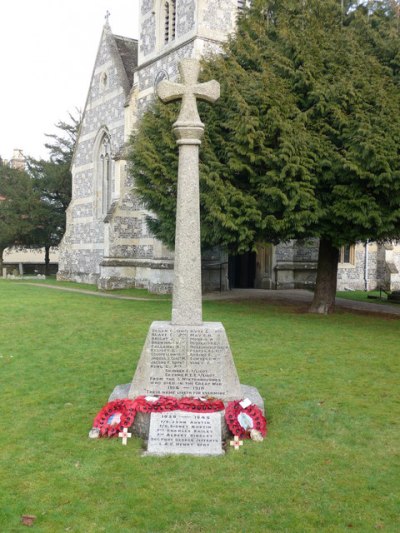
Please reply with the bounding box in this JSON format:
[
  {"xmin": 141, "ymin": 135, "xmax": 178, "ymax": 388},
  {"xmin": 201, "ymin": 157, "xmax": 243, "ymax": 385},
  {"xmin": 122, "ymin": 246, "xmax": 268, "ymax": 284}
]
[{"xmin": 128, "ymin": 321, "xmax": 241, "ymax": 400}]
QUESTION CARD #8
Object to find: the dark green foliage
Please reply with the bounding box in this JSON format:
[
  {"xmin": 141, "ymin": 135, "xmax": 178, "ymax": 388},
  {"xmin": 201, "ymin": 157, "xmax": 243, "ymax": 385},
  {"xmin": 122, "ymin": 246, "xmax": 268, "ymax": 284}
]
[
  {"xmin": 130, "ymin": 103, "xmax": 180, "ymax": 248},
  {"xmin": 290, "ymin": 0, "xmax": 400, "ymax": 246},
  {"xmin": 129, "ymin": 0, "xmax": 400, "ymax": 258},
  {"xmin": 129, "ymin": 24, "xmax": 320, "ymax": 252},
  {"xmin": 0, "ymin": 165, "xmax": 42, "ymax": 262},
  {"xmin": 27, "ymin": 113, "xmax": 80, "ymax": 253},
  {"xmin": 0, "ymin": 113, "xmax": 79, "ymax": 273}
]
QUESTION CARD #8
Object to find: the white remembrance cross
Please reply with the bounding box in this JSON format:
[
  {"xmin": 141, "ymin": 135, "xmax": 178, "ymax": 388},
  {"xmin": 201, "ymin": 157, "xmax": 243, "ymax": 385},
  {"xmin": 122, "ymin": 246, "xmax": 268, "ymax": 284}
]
[
  {"xmin": 118, "ymin": 427, "xmax": 132, "ymax": 445},
  {"xmin": 157, "ymin": 59, "xmax": 220, "ymax": 326},
  {"xmin": 230, "ymin": 435, "xmax": 243, "ymax": 451}
]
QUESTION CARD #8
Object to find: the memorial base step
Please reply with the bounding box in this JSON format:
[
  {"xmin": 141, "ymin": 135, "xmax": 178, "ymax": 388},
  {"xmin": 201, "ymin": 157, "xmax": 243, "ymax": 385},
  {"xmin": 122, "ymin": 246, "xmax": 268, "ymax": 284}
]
[{"xmin": 108, "ymin": 383, "xmax": 264, "ymax": 441}]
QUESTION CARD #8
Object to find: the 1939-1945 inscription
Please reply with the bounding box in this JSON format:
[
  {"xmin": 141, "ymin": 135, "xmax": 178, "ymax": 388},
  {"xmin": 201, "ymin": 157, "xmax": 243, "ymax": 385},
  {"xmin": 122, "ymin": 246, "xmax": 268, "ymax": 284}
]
[{"xmin": 147, "ymin": 411, "xmax": 223, "ymax": 456}]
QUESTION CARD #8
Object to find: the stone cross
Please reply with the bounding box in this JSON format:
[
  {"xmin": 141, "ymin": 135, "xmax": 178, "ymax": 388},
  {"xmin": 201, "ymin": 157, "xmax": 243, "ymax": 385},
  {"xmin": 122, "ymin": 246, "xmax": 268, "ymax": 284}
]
[
  {"xmin": 157, "ymin": 59, "xmax": 220, "ymax": 325},
  {"xmin": 230, "ymin": 435, "xmax": 244, "ymax": 451},
  {"xmin": 118, "ymin": 427, "xmax": 132, "ymax": 445}
]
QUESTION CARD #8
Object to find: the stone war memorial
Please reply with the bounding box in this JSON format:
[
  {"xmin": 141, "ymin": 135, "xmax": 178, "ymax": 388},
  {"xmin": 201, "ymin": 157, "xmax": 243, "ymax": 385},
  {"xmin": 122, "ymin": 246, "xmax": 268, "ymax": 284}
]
[{"xmin": 90, "ymin": 59, "xmax": 266, "ymax": 455}]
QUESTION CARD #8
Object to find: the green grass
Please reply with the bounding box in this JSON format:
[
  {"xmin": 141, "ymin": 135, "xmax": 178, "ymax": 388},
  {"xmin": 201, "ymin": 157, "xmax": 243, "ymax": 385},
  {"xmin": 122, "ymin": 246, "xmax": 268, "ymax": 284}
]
[
  {"xmin": 337, "ymin": 290, "xmax": 387, "ymax": 302},
  {"xmin": 0, "ymin": 280, "xmax": 399, "ymax": 532},
  {"xmin": 14, "ymin": 276, "xmax": 170, "ymax": 299}
]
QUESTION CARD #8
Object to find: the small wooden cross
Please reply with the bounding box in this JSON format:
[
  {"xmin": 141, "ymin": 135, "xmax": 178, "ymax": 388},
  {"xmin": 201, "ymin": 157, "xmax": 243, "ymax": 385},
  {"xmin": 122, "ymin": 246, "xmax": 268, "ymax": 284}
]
[
  {"xmin": 118, "ymin": 427, "xmax": 132, "ymax": 445},
  {"xmin": 230, "ymin": 435, "xmax": 243, "ymax": 451}
]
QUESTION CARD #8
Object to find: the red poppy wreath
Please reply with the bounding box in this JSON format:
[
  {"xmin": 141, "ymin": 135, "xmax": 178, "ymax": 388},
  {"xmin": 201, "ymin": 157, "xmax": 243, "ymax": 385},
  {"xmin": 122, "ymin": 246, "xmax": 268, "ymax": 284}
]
[
  {"xmin": 224, "ymin": 401, "xmax": 267, "ymax": 439},
  {"xmin": 92, "ymin": 396, "xmax": 267, "ymax": 441},
  {"xmin": 93, "ymin": 399, "xmax": 137, "ymax": 437}
]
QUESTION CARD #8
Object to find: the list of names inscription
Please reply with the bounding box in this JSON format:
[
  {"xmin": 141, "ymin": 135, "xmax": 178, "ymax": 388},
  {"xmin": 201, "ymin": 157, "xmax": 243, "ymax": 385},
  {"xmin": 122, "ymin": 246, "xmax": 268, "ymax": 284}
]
[
  {"xmin": 147, "ymin": 326, "xmax": 226, "ymax": 397},
  {"xmin": 147, "ymin": 411, "xmax": 223, "ymax": 455},
  {"xmin": 129, "ymin": 321, "xmax": 242, "ymax": 401}
]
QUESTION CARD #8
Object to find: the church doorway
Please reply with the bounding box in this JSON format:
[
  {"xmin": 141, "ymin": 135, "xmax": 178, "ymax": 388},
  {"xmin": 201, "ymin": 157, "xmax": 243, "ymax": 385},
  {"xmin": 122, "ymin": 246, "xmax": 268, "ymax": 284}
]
[{"xmin": 228, "ymin": 252, "xmax": 257, "ymax": 288}]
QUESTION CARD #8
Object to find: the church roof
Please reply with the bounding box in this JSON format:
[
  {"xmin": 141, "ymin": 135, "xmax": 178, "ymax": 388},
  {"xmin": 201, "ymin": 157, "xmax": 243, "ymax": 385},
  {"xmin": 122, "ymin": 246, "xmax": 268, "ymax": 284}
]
[{"xmin": 113, "ymin": 34, "xmax": 138, "ymax": 87}]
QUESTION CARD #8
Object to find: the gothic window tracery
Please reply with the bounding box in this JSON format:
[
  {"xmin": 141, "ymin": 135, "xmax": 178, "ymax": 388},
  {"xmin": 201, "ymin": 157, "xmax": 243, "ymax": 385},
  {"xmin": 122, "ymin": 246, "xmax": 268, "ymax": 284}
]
[{"xmin": 95, "ymin": 131, "xmax": 113, "ymax": 217}]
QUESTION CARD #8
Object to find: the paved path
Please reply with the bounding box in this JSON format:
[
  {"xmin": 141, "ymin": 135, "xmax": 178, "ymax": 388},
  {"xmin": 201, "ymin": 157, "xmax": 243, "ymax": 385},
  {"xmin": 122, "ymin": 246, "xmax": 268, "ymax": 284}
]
[
  {"xmin": 19, "ymin": 283, "xmax": 400, "ymax": 316},
  {"xmin": 205, "ymin": 288, "xmax": 400, "ymax": 316}
]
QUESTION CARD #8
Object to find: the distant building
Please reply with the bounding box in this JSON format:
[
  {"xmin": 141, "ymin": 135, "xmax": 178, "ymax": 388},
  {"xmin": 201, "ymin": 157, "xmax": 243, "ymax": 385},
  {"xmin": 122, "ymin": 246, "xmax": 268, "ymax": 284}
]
[
  {"xmin": 1, "ymin": 148, "xmax": 26, "ymax": 170},
  {"xmin": 1, "ymin": 149, "xmax": 59, "ymax": 276},
  {"xmin": 9, "ymin": 149, "xmax": 25, "ymax": 170},
  {"xmin": 2, "ymin": 247, "xmax": 59, "ymax": 276}
]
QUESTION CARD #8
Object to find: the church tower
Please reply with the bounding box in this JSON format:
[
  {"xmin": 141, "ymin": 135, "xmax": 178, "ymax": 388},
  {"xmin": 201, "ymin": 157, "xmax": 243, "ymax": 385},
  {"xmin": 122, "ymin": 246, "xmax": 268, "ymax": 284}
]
[
  {"xmin": 58, "ymin": 2, "xmax": 240, "ymax": 292},
  {"xmin": 136, "ymin": 0, "xmax": 238, "ymax": 112},
  {"xmin": 97, "ymin": 0, "xmax": 240, "ymax": 292}
]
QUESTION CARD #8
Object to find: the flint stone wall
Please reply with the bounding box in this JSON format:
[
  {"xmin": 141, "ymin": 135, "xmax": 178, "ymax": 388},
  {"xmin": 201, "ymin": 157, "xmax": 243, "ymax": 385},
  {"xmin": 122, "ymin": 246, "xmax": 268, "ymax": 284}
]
[{"xmin": 58, "ymin": 28, "xmax": 127, "ymax": 281}]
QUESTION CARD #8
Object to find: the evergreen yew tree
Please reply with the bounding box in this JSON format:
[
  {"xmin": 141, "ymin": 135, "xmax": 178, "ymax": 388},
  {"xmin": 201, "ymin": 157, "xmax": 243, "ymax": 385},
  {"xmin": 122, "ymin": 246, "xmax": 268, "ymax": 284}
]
[
  {"xmin": 128, "ymin": 0, "xmax": 400, "ymax": 314},
  {"xmin": 27, "ymin": 112, "xmax": 80, "ymax": 274},
  {"xmin": 0, "ymin": 165, "xmax": 42, "ymax": 273}
]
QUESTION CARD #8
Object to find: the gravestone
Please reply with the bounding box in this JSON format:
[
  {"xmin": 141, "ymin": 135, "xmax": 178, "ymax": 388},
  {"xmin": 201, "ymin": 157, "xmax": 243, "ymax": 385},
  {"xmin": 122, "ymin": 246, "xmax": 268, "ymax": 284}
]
[{"xmin": 128, "ymin": 59, "xmax": 242, "ymax": 403}]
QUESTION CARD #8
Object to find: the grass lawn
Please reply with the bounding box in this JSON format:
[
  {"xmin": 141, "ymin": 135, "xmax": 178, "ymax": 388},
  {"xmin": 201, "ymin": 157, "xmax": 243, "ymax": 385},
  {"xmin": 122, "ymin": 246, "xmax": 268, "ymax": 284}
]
[
  {"xmin": 15, "ymin": 276, "xmax": 170, "ymax": 300},
  {"xmin": 0, "ymin": 280, "xmax": 399, "ymax": 532},
  {"xmin": 336, "ymin": 290, "xmax": 395, "ymax": 305}
]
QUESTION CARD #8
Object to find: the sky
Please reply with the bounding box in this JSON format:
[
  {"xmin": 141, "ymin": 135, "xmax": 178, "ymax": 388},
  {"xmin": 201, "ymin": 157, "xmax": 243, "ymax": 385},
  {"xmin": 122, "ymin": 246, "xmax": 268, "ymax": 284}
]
[{"xmin": 0, "ymin": 0, "xmax": 139, "ymax": 162}]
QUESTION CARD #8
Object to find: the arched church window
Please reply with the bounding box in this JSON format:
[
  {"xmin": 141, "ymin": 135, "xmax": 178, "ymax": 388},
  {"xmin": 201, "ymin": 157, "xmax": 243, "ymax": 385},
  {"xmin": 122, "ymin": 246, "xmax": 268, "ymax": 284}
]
[
  {"xmin": 154, "ymin": 69, "xmax": 169, "ymax": 88},
  {"xmin": 96, "ymin": 132, "xmax": 113, "ymax": 216}
]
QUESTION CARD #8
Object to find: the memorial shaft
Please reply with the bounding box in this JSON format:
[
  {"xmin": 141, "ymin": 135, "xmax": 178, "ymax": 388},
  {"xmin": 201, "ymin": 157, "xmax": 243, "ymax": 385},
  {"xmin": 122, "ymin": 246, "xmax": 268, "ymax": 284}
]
[
  {"xmin": 157, "ymin": 59, "xmax": 220, "ymax": 326},
  {"xmin": 173, "ymin": 128, "xmax": 203, "ymax": 325},
  {"xmin": 129, "ymin": 59, "xmax": 243, "ymax": 406}
]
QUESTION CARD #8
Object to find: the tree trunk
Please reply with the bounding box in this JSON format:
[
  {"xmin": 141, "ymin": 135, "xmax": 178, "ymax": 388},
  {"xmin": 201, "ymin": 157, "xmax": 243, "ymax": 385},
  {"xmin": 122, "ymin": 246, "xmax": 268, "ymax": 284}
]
[
  {"xmin": 0, "ymin": 248, "xmax": 4, "ymax": 277},
  {"xmin": 44, "ymin": 245, "xmax": 50, "ymax": 276},
  {"xmin": 309, "ymin": 238, "xmax": 339, "ymax": 315}
]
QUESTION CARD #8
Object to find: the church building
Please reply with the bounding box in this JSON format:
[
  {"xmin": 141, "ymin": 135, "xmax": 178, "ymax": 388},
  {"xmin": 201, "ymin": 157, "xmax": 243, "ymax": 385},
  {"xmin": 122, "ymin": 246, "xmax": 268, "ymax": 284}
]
[{"xmin": 57, "ymin": 1, "xmax": 400, "ymax": 293}]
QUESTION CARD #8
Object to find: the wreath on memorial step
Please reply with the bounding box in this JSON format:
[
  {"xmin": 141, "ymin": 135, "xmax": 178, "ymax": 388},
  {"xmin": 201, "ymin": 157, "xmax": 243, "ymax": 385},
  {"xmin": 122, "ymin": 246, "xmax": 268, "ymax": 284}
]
[
  {"xmin": 93, "ymin": 399, "xmax": 137, "ymax": 437},
  {"xmin": 92, "ymin": 396, "xmax": 226, "ymax": 437},
  {"xmin": 131, "ymin": 395, "xmax": 178, "ymax": 413},
  {"xmin": 130, "ymin": 396, "xmax": 225, "ymax": 413},
  {"xmin": 92, "ymin": 396, "xmax": 266, "ymax": 440},
  {"xmin": 224, "ymin": 401, "xmax": 267, "ymax": 440}
]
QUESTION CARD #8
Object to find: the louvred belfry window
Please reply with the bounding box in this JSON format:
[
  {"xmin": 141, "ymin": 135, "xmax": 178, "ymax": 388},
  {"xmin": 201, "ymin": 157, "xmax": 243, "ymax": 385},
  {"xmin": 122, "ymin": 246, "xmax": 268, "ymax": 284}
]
[{"xmin": 164, "ymin": 0, "xmax": 176, "ymax": 44}]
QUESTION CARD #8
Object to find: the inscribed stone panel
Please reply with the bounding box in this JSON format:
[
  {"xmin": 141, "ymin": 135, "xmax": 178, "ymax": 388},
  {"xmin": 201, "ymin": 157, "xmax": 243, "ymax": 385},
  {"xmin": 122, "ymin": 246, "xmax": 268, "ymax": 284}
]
[
  {"xmin": 129, "ymin": 321, "xmax": 242, "ymax": 400},
  {"xmin": 147, "ymin": 411, "xmax": 223, "ymax": 455}
]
